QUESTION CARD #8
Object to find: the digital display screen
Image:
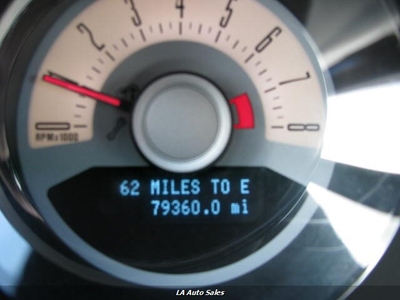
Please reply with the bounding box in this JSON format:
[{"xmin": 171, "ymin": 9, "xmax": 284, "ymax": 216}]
[
  {"xmin": 48, "ymin": 167, "xmax": 304, "ymax": 270},
  {"xmin": 49, "ymin": 167, "xmax": 267, "ymax": 223}
]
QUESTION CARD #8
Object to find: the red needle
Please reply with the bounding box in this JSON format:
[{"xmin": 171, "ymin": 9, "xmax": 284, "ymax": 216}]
[{"xmin": 42, "ymin": 74, "xmax": 122, "ymax": 107}]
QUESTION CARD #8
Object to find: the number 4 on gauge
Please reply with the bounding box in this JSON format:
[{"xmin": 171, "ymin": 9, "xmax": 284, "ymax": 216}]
[{"xmin": 176, "ymin": 0, "xmax": 185, "ymax": 18}]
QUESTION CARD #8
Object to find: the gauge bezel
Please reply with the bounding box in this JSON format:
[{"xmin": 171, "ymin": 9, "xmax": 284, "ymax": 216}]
[
  {"xmin": 0, "ymin": 0, "xmax": 332, "ymax": 287},
  {"xmin": 0, "ymin": 0, "xmax": 332, "ymax": 286}
]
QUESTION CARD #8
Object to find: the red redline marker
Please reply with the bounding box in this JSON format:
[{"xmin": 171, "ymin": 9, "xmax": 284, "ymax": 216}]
[
  {"xmin": 42, "ymin": 74, "xmax": 122, "ymax": 107},
  {"xmin": 229, "ymin": 93, "xmax": 255, "ymax": 129}
]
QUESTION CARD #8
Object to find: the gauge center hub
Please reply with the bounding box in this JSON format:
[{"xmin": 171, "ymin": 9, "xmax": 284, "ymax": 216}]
[{"xmin": 133, "ymin": 73, "xmax": 232, "ymax": 173}]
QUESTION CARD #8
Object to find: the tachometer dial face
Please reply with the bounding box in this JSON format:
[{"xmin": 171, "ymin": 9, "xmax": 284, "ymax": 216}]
[{"xmin": 10, "ymin": 0, "xmax": 326, "ymax": 286}]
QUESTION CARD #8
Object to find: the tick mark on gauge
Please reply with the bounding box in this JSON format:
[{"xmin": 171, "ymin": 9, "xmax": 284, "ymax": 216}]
[
  {"xmin": 149, "ymin": 25, "xmax": 153, "ymax": 33},
  {"xmin": 258, "ymin": 69, "xmax": 267, "ymax": 76},
  {"xmin": 179, "ymin": 22, "xmax": 183, "ymax": 35},
  {"xmin": 74, "ymin": 114, "xmax": 82, "ymax": 119},
  {"xmin": 105, "ymin": 51, "xmax": 115, "ymax": 62},
  {"xmin": 271, "ymin": 126, "xmax": 284, "ymax": 129},
  {"xmin": 198, "ymin": 24, "xmax": 203, "ymax": 34},
  {"xmin": 264, "ymin": 87, "xmax": 276, "ymax": 94},
  {"xmin": 273, "ymin": 106, "xmax": 282, "ymax": 110},
  {"xmin": 113, "ymin": 44, "xmax": 119, "ymax": 51},
  {"xmin": 46, "ymin": 71, "xmax": 76, "ymax": 84},
  {"xmin": 86, "ymin": 75, "xmax": 94, "ymax": 81},
  {"xmin": 159, "ymin": 23, "xmax": 163, "ymax": 34},
  {"xmin": 232, "ymin": 40, "xmax": 239, "ymax": 49},
  {"xmin": 226, "ymin": 35, "xmax": 231, "ymax": 42},
  {"xmin": 242, "ymin": 46, "xmax": 248, "ymax": 53},
  {"xmin": 245, "ymin": 53, "xmax": 254, "ymax": 64},
  {"xmin": 255, "ymin": 61, "xmax": 262, "ymax": 67},
  {"xmin": 208, "ymin": 26, "xmax": 212, "ymax": 34},
  {"xmin": 92, "ymin": 67, "xmax": 101, "ymax": 74},
  {"xmin": 130, "ymin": 33, "xmax": 135, "ymax": 40},
  {"xmin": 169, "ymin": 22, "xmax": 173, "ymax": 30},
  {"xmin": 189, "ymin": 22, "xmax": 193, "ymax": 30},
  {"xmin": 76, "ymin": 104, "xmax": 87, "ymax": 109},
  {"xmin": 139, "ymin": 29, "xmax": 147, "ymax": 42},
  {"xmin": 215, "ymin": 30, "xmax": 221, "ymax": 43},
  {"xmin": 273, "ymin": 96, "xmax": 280, "ymax": 100},
  {"xmin": 121, "ymin": 38, "xmax": 128, "ymax": 48},
  {"xmin": 74, "ymin": 124, "xmax": 88, "ymax": 129},
  {"xmin": 98, "ymin": 58, "xmax": 104, "ymax": 64},
  {"xmin": 279, "ymin": 72, "xmax": 311, "ymax": 86}
]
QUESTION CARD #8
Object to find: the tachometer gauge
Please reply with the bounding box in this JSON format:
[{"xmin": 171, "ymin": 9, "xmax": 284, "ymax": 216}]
[
  {"xmin": 3, "ymin": 0, "xmax": 399, "ymax": 298},
  {"xmin": 22, "ymin": 0, "xmax": 324, "ymax": 281},
  {"xmin": 1, "ymin": 0, "xmax": 327, "ymax": 285}
]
